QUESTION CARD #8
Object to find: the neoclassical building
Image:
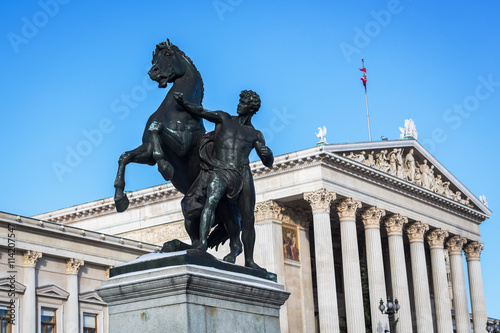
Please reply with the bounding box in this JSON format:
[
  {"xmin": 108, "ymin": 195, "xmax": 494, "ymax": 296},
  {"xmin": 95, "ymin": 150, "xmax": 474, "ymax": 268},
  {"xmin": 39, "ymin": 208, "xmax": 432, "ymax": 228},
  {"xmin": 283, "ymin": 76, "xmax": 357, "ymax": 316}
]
[{"xmin": 3, "ymin": 138, "xmax": 492, "ymax": 332}]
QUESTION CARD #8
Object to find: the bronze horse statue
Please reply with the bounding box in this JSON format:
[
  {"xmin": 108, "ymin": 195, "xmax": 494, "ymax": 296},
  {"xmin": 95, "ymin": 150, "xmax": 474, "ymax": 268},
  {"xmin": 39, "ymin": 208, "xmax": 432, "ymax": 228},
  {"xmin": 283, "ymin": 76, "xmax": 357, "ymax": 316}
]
[{"xmin": 113, "ymin": 39, "xmax": 242, "ymax": 262}]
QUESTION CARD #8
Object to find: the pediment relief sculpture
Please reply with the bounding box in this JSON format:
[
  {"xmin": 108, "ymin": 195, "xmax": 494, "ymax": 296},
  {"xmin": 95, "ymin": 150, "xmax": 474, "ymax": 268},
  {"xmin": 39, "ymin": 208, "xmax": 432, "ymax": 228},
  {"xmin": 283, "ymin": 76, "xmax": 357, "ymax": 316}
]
[{"xmin": 342, "ymin": 147, "xmax": 473, "ymax": 208}]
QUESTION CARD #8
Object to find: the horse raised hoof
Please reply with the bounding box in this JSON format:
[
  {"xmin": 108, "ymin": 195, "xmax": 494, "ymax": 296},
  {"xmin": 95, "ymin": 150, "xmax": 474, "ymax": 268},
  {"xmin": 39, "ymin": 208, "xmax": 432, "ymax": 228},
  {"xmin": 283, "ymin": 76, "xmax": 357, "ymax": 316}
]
[{"xmin": 114, "ymin": 194, "xmax": 130, "ymax": 212}]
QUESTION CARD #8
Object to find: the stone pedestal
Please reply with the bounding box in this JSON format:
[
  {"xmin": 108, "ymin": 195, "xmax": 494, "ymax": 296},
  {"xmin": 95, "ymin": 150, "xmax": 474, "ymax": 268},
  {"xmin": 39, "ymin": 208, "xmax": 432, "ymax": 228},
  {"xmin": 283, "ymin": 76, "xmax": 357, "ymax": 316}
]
[{"xmin": 97, "ymin": 252, "xmax": 290, "ymax": 333}]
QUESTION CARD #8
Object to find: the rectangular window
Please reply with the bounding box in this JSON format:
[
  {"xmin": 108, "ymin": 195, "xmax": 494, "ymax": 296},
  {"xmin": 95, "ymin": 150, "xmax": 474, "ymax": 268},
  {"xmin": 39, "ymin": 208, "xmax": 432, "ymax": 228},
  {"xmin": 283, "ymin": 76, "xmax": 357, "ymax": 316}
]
[
  {"xmin": 83, "ymin": 313, "xmax": 97, "ymax": 333},
  {"xmin": 41, "ymin": 308, "xmax": 56, "ymax": 333},
  {"xmin": 0, "ymin": 305, "xmax": 12, "ymax": 333}
]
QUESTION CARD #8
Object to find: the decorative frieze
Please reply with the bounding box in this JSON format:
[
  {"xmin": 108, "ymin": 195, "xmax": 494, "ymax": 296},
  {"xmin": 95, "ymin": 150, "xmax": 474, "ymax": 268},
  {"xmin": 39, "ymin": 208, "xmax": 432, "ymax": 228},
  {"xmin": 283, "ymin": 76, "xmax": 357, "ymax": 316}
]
[
  {"xmin": 23, "ymin": 251, "xmax": 42, "ymax": 267},
  {"xmin": 426, "ymin": 228, "xmax": 449, "ymax": 249},
  {"xmin": 406, "ymin": 222, "xmax": 429, "ymax": 242},
  {"xmin": 446, "ymin": 235, "xmax": 468, "ymax": 255},
  {"xmin": 361, "ymin": 206, "xmax": 386, "ymax": 229},
  {"xmin": 464, "ymin": 241, "xmax": 484, "ymax": 261},
  {"xmin": 336, "ymin": 198, "xmax": 362, "ymax": 220},
  {"xmin": 303, "ymin": 189, "xmax": 336, "ymax": 213},
  {"xmin": 66, "ymin": 258, "xmax": 84, "ymax": 275},
  {"xmin": 342, "ymin": 147, "xmax": 473, "ymax": 208},
  {"xmin": 384, "ymin": 214, "xmax": 408, "ymax": 236}
]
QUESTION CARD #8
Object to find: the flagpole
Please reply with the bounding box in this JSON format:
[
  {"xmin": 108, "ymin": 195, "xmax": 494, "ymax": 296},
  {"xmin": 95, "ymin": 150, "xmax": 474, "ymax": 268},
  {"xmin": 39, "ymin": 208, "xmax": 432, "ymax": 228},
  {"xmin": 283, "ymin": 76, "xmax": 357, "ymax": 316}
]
[{"xmin": 362, "ymin": 59, "xmax": 372, "ymax": 142}]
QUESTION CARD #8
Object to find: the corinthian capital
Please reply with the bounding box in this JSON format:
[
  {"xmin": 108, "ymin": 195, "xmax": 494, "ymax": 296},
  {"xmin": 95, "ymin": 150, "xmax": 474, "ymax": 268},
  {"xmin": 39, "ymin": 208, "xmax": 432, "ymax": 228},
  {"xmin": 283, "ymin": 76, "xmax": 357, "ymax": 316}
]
[
  {"xmin": 23, "ymin": 250, "xmax": 42, "ymax": 267},
  {"xmin": 426, "ymin": 229, "xmax": 449, "ymax": 249},
  {"xmin": 406, "ymin": 222, "xmax": 429, "ymax": 242},
  {"xmin": 384, "ymin": 214, "xmax": 408, "ymax": 236},
  {"xmin": 446, "ymin": 235, "xmax": 467, "ymax": 255},
  {"xmin": 336, "ymin": 198, "xmax": 362, "ymax": 220},
  {"xmin": 464, "ymin": 241, "xmax": 484, "ymax": 261},
  {"xmin": 66, "ymin": 258, "xmax": 85, "ymax": 275},
  {"xmin": 303, "ymin": 189, "xmax": 336, "ymax": 213},
  {"xmin": 254, "ymin": 200, "xmax": 284, "ymax": 223},
  {"xmin": 361, "ymin": 206, "xmax": 386, "ymax": 229}
]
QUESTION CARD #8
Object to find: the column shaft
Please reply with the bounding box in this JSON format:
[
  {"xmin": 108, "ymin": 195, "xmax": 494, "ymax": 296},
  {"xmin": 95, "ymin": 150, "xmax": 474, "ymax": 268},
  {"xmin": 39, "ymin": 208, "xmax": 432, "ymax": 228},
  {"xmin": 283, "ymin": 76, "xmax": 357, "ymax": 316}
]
[
  {"xmin": 22, "ymin": 251, "xmax": 41, "ymax": 333},
  {"xmin": 313, "ymin": 211, "xmax": 339, "ymax": 332},
  {"xmin": 409, "ymin": 241, "xmax": 433, "ymax": 332},
  {"xmin": 362, "ymin": 207, "xmax": 389, "ymax": 333},
  {"xmin": 446, "ymin": 236, "xmax": 470, "ymax": 333},
  {"xmin": 430, "ymin": 247, "xmax": 453, "ymax": 333},
  {"xmin": 337, "ymin": 198, "xmax": 365, "ymax": 333},
  {"xmin": 465, "ymin": 242, "xmax": 486, "ymax": 333},
  {"xmin": 22, "ymin": 266, "xmax": 36, "ymax": 333},
  {"xmin": 385, "ymin": 214, "xmax": 412, "ymax": 333},
  {"xmin": 407, "ymin": 222, "xmax": 433, "ymax": 333},
  {"xmin": 65, "ymin": 258, "xmax": 84, "ymax": 333}
]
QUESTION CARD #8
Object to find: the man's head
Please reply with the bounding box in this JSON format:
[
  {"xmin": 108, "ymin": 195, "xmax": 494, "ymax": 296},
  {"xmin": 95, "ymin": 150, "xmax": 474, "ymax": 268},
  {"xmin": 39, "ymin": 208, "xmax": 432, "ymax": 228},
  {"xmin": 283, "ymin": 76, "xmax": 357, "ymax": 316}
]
[{"xmin": 237, "ymin": 90, "xmax": 261, "ymax": 115}]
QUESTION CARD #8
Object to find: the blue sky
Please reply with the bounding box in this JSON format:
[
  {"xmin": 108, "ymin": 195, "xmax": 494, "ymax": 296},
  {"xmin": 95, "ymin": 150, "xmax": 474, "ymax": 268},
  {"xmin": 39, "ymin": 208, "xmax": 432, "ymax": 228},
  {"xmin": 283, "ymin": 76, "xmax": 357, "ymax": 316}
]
[{"xmin": 1, "ymin": 0, "xmax": 499, "ymax": 318}]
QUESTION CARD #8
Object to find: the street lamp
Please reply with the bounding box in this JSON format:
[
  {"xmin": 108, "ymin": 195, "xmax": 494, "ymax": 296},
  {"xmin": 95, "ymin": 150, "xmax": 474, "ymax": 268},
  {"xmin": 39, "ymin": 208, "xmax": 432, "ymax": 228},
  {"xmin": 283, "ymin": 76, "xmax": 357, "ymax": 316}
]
[
  {"xmin": 379, "ymin": 297, "xmax": 400, "ymax": 333},
  {"xmin": 487, "ymin": 320, "xmax": 500, "ymax": 332}
]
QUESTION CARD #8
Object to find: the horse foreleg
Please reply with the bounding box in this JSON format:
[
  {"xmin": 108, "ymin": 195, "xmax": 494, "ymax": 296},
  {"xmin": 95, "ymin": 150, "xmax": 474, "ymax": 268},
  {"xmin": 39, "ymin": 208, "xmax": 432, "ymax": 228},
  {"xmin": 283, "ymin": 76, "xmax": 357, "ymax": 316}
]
[
  {"xmin": 114, "ymin": 144, "xmax": 154, "ymax": 212},
  {"xmin": 149, "ymin": 121, "xmax": 174, "ymax": 181}
]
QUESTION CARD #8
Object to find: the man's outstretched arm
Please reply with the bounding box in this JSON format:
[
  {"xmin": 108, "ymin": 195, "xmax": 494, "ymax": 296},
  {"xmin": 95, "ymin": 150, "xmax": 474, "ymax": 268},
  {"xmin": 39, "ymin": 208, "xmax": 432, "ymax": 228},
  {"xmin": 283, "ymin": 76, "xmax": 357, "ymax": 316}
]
[
  {"xmin": 174, "ymin": 92, "xmax": 222, "ymax": 123},
  {"xmin": 255, "ymin": 131, "xmax": 274, "ymax": 168}
]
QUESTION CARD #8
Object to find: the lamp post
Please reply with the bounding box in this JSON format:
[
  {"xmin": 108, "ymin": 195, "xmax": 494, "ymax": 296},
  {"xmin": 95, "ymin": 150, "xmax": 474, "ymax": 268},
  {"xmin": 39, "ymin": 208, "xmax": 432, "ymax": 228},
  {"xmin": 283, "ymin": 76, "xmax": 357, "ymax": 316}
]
[
  {"xmin": 487, "ymin": 320, "xmax": 500, "ymax": 333},
  {"xmin": 379, "ymin": 297, "xmax": 400, "ymax": 333}
]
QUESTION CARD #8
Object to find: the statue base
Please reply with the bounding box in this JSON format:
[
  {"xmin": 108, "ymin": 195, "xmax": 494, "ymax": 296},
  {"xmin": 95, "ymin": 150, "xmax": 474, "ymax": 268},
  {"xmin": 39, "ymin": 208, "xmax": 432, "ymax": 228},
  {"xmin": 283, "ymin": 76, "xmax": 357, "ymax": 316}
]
[{"xmin": 97, "ymin": 252, "xmax": 289, "ymax": 333}]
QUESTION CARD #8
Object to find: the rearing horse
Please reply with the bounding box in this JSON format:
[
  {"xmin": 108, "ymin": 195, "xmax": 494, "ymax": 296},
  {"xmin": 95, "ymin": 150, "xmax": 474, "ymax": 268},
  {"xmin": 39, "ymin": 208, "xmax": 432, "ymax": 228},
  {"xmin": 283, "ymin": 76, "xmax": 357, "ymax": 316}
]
[
  {"xmin": 114, "ymin": 39, "xmax": 205, "ymax": 211},
  {"xmin": 113, "ymin": 40, "xmax": 242, "ymax": 262}
]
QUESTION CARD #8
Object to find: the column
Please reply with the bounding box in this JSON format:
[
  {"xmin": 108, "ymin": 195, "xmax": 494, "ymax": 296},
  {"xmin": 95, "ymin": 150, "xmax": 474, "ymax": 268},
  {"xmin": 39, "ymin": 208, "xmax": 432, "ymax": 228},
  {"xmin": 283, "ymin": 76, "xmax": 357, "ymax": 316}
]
[
  {"xmin": 254, "ymin": 200, "xmax": 288, "ymax": 332},
  {"xmin": 65, "ymin": 258, "xmax": 84, "ymax": 333},
  {"xmin": 362, "ymin": 206, "xmax": 389, "ymax": 333},
  {"xmin": 407, "ymin": 222, "xmax": 433, "ymax": 333},
  {"xmin": 336, "ymin": 197, "xmax": 365, "ymax": 332},
  {"xmin": 446, "ymin": 236, "xmax": 470, "ymax": 333},
  {"xmin": 304, "ymin": 189, "xmax": 339, "ymax": 333},
  {"xmin": 464, "ymin": 241, "xmax": 486, "ymax": 333},
  {"xmin": 426, "ymin": 229, "xmax": 453, "ymax": 333},
  {"xmin": 384, "ymin": 214, "xmax": 412, "ymax": 333},
  {"xmin": 22, "ymin": 251, "xmax": 42, "ymax": 333}
]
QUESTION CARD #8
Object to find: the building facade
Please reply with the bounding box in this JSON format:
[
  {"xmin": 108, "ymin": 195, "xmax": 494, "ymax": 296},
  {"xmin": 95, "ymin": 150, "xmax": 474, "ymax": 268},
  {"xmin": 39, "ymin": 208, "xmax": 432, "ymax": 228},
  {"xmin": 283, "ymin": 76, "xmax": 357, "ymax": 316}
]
[{"xmin": 3, "ymin": 139, "xmax": 491, "ymax": 332}]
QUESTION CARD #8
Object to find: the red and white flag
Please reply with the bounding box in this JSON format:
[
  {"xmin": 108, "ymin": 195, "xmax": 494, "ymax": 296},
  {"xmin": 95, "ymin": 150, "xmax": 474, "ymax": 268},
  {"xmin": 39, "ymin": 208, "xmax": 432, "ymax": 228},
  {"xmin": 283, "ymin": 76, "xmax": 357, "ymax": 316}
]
[{"xmin": 360, "ymin": 67, "xmax": 367, "ymax": 88}]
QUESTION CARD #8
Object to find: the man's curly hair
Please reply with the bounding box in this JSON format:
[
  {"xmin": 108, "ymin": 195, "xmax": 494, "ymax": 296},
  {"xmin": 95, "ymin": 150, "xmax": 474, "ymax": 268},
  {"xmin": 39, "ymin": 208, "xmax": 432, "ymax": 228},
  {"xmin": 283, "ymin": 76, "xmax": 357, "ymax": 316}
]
[{"xmin": 239, "ymin": 90, "xmax": 261, "ymax": 114}]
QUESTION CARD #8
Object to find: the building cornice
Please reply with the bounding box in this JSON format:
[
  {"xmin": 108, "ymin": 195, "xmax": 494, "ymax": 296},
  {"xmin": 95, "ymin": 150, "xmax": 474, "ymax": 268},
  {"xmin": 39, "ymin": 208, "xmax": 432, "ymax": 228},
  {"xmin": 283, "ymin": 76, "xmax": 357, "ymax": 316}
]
[{"xmin": 31, "ymin": 143, "xmax": 489, "ymax": 224}]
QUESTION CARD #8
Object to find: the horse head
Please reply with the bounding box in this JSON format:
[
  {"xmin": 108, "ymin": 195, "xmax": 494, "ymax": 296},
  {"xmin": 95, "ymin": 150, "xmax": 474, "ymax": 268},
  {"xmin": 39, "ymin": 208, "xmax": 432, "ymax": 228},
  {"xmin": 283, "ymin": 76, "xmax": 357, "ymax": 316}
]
[{"xmin": 148, "ymin": 39, "xmax": 188, "ymax": 89}]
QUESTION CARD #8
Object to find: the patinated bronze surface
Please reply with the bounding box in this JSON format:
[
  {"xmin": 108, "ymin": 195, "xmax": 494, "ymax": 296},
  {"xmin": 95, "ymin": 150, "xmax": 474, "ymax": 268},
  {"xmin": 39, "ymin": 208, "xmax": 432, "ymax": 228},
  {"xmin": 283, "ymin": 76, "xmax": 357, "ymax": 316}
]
[{"xmin": 113, "ymin": 40, "xmax": 273, "ymax": 273}]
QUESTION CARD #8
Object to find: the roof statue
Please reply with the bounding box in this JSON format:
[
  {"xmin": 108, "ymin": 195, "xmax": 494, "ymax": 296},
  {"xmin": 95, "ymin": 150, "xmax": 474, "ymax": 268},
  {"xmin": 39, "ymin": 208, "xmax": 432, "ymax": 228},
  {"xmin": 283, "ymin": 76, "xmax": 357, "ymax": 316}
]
[
  {"xmin": 111, "ymin": 39, "xmax": 275, "ymax": 279},
  {"xmin": 399, "ymin": 118, "xmax": 418, "ymax": 139},
  {"xmin": 316, "ymin": 126, "xmax": 327, "ymax": 145},
  {"xmin": 480, "ymin": 195, "xmax": 488, "ymax": 207}
]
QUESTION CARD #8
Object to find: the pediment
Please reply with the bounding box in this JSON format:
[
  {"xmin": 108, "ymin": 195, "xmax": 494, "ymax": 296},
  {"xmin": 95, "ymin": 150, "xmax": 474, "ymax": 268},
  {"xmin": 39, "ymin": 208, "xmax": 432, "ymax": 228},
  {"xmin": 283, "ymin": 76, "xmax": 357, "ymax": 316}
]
[
  {"xmin": 0, "ymin": 277, "xmax": 26, "ymax": 294},
  {"xmin": 324, "ymin": 139, "xmax": 491, "ymax": 217},
  {"xmin": 79, "ymin": 291, "xmax": 106, "ymax": 305},
  {"xmin": 36, "ymin": 284, "xmax": 69, "ymax": 300}
]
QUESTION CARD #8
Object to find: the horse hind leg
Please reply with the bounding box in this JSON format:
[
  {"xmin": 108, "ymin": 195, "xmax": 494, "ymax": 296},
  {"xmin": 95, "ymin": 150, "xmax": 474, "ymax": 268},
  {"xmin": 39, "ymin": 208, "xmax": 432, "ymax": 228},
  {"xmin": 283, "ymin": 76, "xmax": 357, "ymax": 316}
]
[
  {"xmin": 114, "ymin": 144, "xmax": 154, "ymax": 212},
  {"xmin": 149, "ymin": 121, "xmax": 174, "ymax": 181}
]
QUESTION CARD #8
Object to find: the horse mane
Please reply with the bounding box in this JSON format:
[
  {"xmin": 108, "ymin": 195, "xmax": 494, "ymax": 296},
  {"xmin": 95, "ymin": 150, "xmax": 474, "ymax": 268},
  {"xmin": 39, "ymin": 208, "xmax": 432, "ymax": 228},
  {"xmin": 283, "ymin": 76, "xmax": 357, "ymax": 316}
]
[{"xmin": 155, "ymin": 42, "xmax": 205, "ymax": 102}]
